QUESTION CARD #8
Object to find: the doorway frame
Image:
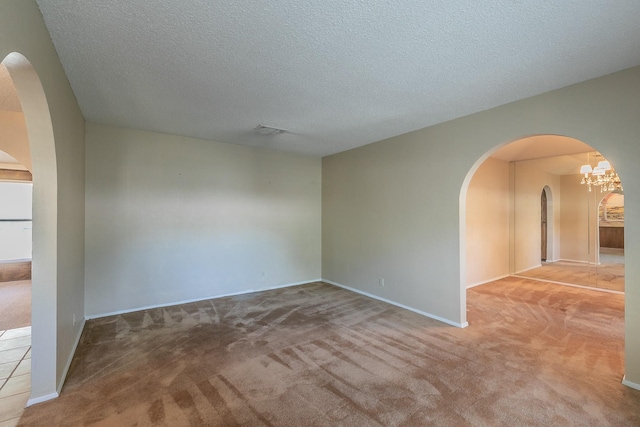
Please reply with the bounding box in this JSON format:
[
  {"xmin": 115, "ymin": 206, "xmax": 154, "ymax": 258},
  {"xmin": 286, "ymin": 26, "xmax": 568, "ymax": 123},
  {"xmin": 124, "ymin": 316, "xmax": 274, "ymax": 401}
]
[
  {"xmin": 541, "ymin": 185, "xmax": 554, "ymax": 262},
  {"xmin": 2, "ymin": 52, "xmax": 59, "ymax": 404},
  {"xmin": 459, "ymin": 134, "xmax": 634, "ymax": 389}
]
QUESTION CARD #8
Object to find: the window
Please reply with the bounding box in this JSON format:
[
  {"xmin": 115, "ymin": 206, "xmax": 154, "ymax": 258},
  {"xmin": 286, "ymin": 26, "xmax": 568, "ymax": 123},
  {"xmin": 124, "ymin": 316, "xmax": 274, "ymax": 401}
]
[{"xmin": 0, "ymin": 181, "xmax": 32, "ymax": 261}]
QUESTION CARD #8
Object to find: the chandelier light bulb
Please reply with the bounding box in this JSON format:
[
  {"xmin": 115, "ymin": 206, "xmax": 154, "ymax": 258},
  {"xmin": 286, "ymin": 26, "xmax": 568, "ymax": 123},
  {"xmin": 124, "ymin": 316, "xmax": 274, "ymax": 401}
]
[{"xmin": 579, "ymin": 154, "xmax": 622, "ymax": 193}]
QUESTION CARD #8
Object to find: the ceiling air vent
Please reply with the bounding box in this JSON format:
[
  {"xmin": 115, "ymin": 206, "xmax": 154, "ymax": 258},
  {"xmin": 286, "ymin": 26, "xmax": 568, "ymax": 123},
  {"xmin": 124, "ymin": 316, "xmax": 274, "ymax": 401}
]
[{"xmin": 255, "ymin": 124, "xmax": 287, "ymax": 135}]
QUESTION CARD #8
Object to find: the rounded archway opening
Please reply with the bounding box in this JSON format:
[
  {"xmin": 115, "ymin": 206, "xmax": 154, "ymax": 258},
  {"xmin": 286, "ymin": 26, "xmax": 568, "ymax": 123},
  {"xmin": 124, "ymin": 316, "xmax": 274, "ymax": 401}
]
[
  {"xmin": 2, "ymin": 51, "xmax": 58, "ymax": 403},
  {"xmin": 461, "ymin": 134, "xmax": 625, "ymax": 292},
  {"xmin": 0, "ymin": 63, "xmax": 33, "ymax": 325},
  {"xmin": 460, "ymin": 133, "xmax": 628, "ymax": 384}
]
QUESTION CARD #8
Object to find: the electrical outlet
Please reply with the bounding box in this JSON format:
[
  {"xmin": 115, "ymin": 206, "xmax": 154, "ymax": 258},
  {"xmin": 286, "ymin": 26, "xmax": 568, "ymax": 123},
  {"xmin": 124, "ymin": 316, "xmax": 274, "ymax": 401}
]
[{"xmin": 379, "ymin": 277, "xmax": 385, "ymax": 287}]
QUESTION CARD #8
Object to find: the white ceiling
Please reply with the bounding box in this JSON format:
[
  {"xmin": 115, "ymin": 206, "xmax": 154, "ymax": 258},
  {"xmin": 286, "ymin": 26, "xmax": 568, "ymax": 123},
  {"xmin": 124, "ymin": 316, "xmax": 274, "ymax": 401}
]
[
  {"xmin": 0, "ymin": 64, "xmax": 22, "ymax": 112},
  {"xmin": 0, "ymin": 151, "xmax": 19, "ymax": 164},
  {"xmin": 34, "ymin": 0, "xmax": 640, "ymax": 157},
  {"xmin": 0, "ymin": 150, "xmax": 26, "ymax": 171},
  {"xmin": 491, "ymin": 135, "xmax": 594, "ymax": 175},
  {"xmin": 516, "ymin": 153, "xmax": 592, "ymax": 176},
  {"xmin": 491, "ymin": 135, "xmax": 593, "ymax": 162}
]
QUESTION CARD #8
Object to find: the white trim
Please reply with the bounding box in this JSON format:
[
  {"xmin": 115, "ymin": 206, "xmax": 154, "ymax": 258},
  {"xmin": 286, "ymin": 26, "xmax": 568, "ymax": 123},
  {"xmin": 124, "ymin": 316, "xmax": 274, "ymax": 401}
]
[
  {"xmin": 557, "ymin": 258, "xmax": 592, "ymax": 265},
  {"xmin": 516, "ymin": 259, "xmax": 602, "ymax": 271},
  {"xmin": 27, "ymin": 392, "xmax": 59, "ymax": 407},
  {"xmin": 323, "ymin": 279, "xmax": 468, "ymax": 328},
  {"xmin": 85, "ymin": 279, "xmax": 323, "ymax": 320},
  {"xmin": 515, "ymin": 264, "xmax": 542, "ymax": 275},
  {"xmin": 53, "ymin": 316, "xmax": 87, "ymax": 396},
  {"xmin": 466, "ymin": 274, "xmax": 509, "ymax": 289},
  {"xmin": 26, "ymin": 309, "xmax": 84, "ymax": 407},
  {"xmin": 622, "ymin": 376, "xmax": 640, "ymax": 391},
  {"xmin": 512, "ymin": 275, "xmax": 624, "ymax": 294},
  {"xmin": 0, "ymin": 258, "xmax": 31, "ymax": 264}
]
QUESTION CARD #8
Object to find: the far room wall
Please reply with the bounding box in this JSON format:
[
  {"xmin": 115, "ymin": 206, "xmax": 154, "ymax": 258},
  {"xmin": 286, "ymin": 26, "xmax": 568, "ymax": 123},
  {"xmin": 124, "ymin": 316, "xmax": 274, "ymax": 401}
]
[
  {"xmin": 0, "ymin": 110, "xmax": 31, "ymax": 171},
  {"xmin": 513, "ymin": 161, "xmax": 562, "ymax": 273},
  {"xmin": 560, "ymin": 174, "xmax": 591, "ymax": 263},
  {"xmin": 559, "ymin": 174, "xmax": 603, "ymax": 264},
  {"xmin": 84, "ymin": 123, "xmax": 322, "ymax": 317},
  {"xmin": 465, "ymin": 157, "xmax": 510, "ymax": 287}
]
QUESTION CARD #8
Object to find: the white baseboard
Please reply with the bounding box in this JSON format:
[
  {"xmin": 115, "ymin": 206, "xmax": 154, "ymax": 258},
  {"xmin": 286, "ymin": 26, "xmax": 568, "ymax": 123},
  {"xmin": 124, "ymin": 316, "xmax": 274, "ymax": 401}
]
[
  {"xmin": 27, "ymin": 391, "xmax": 59, "ymax": 407},
  {"xmin": 515, "ymin": 264, "xmax": 542, "ymax": 275},
  {"xmin": 323, "ymin": 279, "xmax": 468, "ymax": 328},
  {"xmin": 26, "ymin": 319, "xmax": 86, "ymax": 406},
  {"xmin": 55, "ymin": 317, "xmax": 87, "ymax": 395},
  {"xmin": 467, "ymin": 274, "xmax": 509, "ymax": 289},
  {"xmin": 0, "ymin": 258, "xmax": 31, "ymax": 264},
  {"xmin": 512, "ymin": 275, "xmax": 624, "ymax": 294},
  {"xmin": 85, "ymin": 279, "xmax": 323, "ymax": 320},
  {"xmin": 558, "ymin": 258, "xmax": 592, "ymax": 265},
  {"xmin": 622, "ymin": 376, "xmax": 640, "ymax": 391}
]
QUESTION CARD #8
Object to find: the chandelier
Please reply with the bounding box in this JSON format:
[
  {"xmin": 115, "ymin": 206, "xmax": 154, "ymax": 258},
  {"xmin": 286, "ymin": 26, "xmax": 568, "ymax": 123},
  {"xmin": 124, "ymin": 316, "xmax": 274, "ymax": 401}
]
[{"xmin": 579, "ymin": 154, "xmax": 622, "ymax": 192}]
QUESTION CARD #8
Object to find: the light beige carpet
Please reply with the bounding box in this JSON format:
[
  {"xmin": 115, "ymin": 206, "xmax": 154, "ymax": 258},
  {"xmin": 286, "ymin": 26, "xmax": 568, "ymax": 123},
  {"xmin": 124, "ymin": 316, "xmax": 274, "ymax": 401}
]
[
  {"xmin": 17, "ymin": 279, "xmax": 640, "ymax": 426},
  {"xmin": 0, "ymin": 280, "xmax": 31, "ymax": 331}
]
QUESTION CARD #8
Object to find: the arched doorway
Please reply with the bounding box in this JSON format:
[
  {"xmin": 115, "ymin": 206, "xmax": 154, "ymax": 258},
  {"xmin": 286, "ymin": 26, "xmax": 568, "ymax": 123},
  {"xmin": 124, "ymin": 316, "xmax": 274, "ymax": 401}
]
[
  {"xmin": 463, "ymin": 135, "xmax": 595, "ymax": 285},
  {"xmin": 0, "ymin": 63, "xmax": 33, "ymax": 332},
  {"xmin": 540, "ymin": 185, "xmax": 555, "ymax": 263},
  {"xmin": 465, "ymin": 137, "xmax": 624, "ymax": 290},
  {"xmin": 2, "ymin": 52, "xmax": 59, "ymax": 404},
  {"xmin": 461, "ymin": 134, "xmax": 629, "ymax": 386}
]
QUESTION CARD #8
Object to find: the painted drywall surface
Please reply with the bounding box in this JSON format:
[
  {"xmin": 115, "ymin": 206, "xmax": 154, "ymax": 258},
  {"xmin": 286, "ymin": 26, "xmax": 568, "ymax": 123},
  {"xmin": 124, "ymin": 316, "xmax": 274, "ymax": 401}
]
[
  {"xmin": 0, "ymin": 110, "xmax": 31, "ymax": 170},
  {"xmin": 465, "ymin": 157, "xmax": 509, "ymax": 286},
  {"xmin": 559, "ymin": 174, "xmax": 596, "ymax": 263},
  {"xmin": 53, "ymin": 78, "xmax": 85, "ymax": 394},
  {"xmin": 85, "ymin": 123, "xmax": 321, "ymax": 316},
  {"xmin": 322, "ymin": 66, "xmax": 640, "ymax": 383},
  {"xmin": 1, "ymin": 0, "xmax": 85, "ymax": 399},
  {"xmin": 513, "ymin": 162, "xmax": 561, "ymax": 273},
  {"xmin": 323, "ymin": 133, "xmax": 468, "ymax": 322}
]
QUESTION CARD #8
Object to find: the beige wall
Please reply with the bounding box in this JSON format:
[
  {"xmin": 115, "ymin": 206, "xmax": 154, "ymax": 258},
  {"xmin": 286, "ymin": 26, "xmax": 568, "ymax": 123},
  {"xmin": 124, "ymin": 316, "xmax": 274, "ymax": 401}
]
[
  {"xmin": 559, "ymin": 174, "xmax": 596, "ymax": 263},
  {"xmin": 323, "ymin": 136, "xmax": 468, "ymax": 325},
  {"xmin": 1, "ymin": 0, "xmax": 85, "ymax": 401},
  {"xmin": 0, "ymin": 110, "xmax": 31, "ymax": 170},
  {"xmin": 322, "ymin": 66, "xmax": 640, "ymax": 385},
  {"xmin": 85, "ymin": 123, "xmax": 321, "ymax": 316},
  {"xmin": 465, "ymin": 157, "xmax": 510, "ymax": 286}
]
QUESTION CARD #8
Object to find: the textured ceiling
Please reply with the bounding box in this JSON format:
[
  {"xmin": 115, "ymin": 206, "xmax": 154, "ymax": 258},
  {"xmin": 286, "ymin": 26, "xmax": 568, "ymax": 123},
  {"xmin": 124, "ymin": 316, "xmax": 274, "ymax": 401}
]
[
  {"xmin": 35, "ymin": 0, "xmax": 640, "ymax": 157},
  {"xmin": 0, "ymin": 64, "xmax": 22, "ymax": 112}
]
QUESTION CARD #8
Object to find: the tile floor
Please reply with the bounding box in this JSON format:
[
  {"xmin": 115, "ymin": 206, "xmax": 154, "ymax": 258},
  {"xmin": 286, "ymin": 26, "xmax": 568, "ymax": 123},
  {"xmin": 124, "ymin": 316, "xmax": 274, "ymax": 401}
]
[{"xmin": 0, "ymin": 327, "xmax": 31, "ymax": 427}]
